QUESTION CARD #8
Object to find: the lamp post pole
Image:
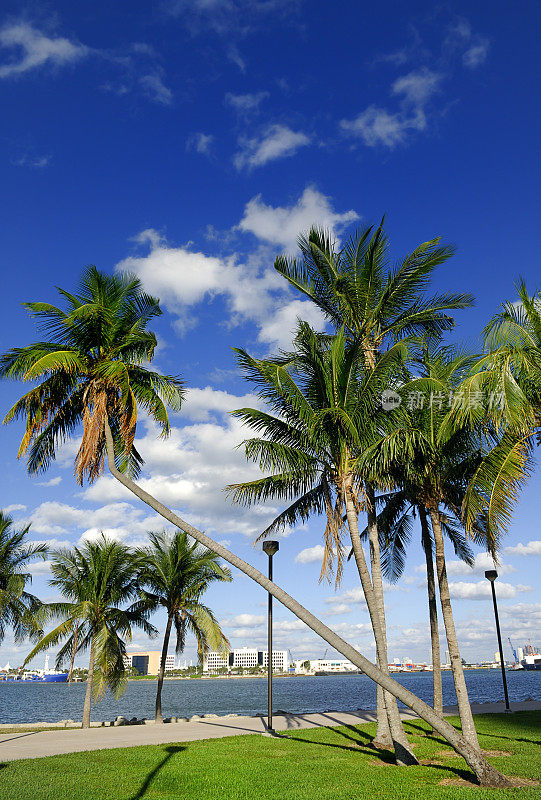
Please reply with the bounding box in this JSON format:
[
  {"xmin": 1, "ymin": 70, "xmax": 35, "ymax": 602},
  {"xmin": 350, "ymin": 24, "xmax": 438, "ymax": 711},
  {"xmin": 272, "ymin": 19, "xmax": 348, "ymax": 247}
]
[
  {"xmin": 485, "ymin": 570, "xmax": 511, "ymax": 712},
  {"xmin": 263, "ymin": 541, "xmax": 279, "ymax": 734}
]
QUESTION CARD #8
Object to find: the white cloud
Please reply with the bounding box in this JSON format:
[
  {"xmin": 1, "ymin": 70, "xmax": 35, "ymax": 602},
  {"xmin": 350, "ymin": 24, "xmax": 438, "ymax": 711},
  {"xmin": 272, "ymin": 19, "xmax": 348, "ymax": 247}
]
[
  {"xmin": 12, "ymin": 152, "xmax": 51, "ymax": 169},
  {"xmin": 117, "ymin": 189, "xmax": 351, "ymax": 349},
  {"xmin": 116, "ymin": 231, "xmax": 283, "ymax": 342},
  {"xmin": 392, "ymin": 69, "xmax": 441, "ymax": 106},
  {"xmin": 186, "ymin": 132, "xmax": 214, "ymax": 154},
  {"xmin": 3, "ymin": 504, "xmax": 26, "ymax": 514},
  {"xmin": 36, "ymin": 476, "xmax": 62, "ymax": 487},
  {"xmin": 341, "ymin": 107, "xmax": 410, "ymax": 148},
  {"xmin": 326, "ymin": 581, "xmax": 402, "ymax": 607},
  {"xmin": 341, "ymin": 68, "xmax": 441, "ymax": 149},
  {"xmin": 24, "ymin": 499, "xmax": 166, "ymax": 547},
  {"xmin": 234, "ymin": 125, "xmax": 310, "ymax": 170},
  {"xmin": 463, "ymin": 41, "xmax": 490, "ymax": 68},
  {"xmin": 499, "ymin": 602, "xmax": 541, "ymax": 625},
  {"xmin": 182, "ymin": 386, "xmax": 261, "ymax": 421},
  {"xmin": 258, "ymin": 299, "xmax": 326, "ymax": 350},
  {"xmin": 274, "ymin": 619, "xmax": 307, "ymax": 631},
  {"xmin": 118, "ymin": 235, "xmax": 231, "ymax": 307},
  {"xmin": 225, "ymin": 91, "xmax": 268, "ymax": 113},
  {"xmin": 505, "ymin": 540, "xmax": 541, "ymax": 557},
  {"xmin": 139, "ymin": 72, "xmax": 173, "ymax": 105},
  {"xmin": 442, "ymin": 552, "xmax": 516, "ymax": 577},
  {"xmin": 166, "ymin": 0, "xmax": 298, "ymax": 39},
  {"xmin": 324, "ymin": 603, "xmax": 352, "ymax": 616},
  {"xmin": 82, "ymin": 410, "xmax": 278, "ymax": 539},
  {"xmin": 0, "ymin": 22, "xmax": 89, "ymax": 79},
  {"xmin": 237, "ymin": 185, "xmax": 358, "ymax": 252},
  {"xmin": 224, "ymin": 614, "xmax": 265, "ymax": 627},
  {"xmin": 449, "ymin": 581, "xmax": 532, "ymax": 600},
  {"xmin": 295, "ymin": 544, "xmax": 325, "ymax": 564},
  {"xmin": 445, "ymin": 18, "xmax": 489, "ymax": 69}
]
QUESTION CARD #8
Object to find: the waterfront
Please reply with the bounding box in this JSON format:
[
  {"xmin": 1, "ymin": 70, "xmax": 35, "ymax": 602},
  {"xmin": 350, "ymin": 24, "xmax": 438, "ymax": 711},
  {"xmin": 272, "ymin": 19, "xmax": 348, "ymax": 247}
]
[{"xmin": 0, "ymin": 668, "xmax": 539, "ymax": 725}]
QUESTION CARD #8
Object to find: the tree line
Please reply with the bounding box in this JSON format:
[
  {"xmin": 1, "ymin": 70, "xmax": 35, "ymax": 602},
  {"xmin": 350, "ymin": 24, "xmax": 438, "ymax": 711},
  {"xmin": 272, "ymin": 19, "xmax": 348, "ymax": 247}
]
[
  {"xmin": 0, "ymin": 522, "xmax": 230, "ymax": 727},
  {"xmin": 1, "ymin": 220, "xmax": 539, "ymax": 787}
]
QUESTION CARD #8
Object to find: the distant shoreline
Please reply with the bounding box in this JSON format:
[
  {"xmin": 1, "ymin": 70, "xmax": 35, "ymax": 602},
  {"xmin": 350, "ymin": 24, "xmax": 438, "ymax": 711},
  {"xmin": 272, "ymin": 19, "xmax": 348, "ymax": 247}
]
[{"xmin": 127, "ymin": 667, "xmax": 497, "ymax": 682}]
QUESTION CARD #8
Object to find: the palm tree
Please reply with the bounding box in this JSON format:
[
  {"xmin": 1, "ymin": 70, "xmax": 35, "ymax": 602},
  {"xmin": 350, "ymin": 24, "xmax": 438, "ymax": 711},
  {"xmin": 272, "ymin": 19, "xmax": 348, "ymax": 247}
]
[
  {"xmin": 273, "ymin": 222, "xmax": 474, "ymax": 744},
  {"xmin": 449, "ymin": 279, "xmax": 539, "ymax": 537},
  {"xmin": 135, "ymin": 530, "xmax": 231, "ymax": 723},
  {"xmin": 0, "ymin": 512, "xmax": 47, "ymax": 645},
  {"xmin": 227, "ymin": 322, "xmax": 420, "ymax": 763},
  {"xmin": 1, "ymin": 266, "xmax": 185, "ymax": 485},
  {"xmin": 362, "ymin": 490, "xmax": 475, "ymax": 723},
  {"xmin": 361, "ymin": 345, "xmax": 506, "ymax": 749},
  {"xmin": 24, "ymin": 535, "xmax": 156, "ymax": 728},
  {"xmin": 0, "ymin": 267, "xmax": 512, "ymax": 785}
]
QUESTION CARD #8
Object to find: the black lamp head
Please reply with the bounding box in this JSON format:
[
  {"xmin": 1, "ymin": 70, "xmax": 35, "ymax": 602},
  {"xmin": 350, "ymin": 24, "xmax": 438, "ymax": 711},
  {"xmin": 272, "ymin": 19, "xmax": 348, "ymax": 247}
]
[
  {"xmin": 263, "ymin": 540, "xmax": 279, "ymax": 557},
  {"xmin": 485, "ymin": 569, "xmax": 498, "ymax": 582}
]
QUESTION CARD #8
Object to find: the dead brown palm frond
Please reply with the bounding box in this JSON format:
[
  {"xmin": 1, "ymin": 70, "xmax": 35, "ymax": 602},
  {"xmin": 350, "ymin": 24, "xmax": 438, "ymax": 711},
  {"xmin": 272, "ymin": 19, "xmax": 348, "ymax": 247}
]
[{"xmin": 320, "ymin": 486, "xmax": 346, "ymax": 587}]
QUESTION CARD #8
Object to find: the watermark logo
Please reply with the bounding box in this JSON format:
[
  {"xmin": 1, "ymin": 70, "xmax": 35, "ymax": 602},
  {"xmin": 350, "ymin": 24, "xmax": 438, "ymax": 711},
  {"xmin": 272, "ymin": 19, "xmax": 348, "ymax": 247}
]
[{"xmin": 381, "ymin": 389, "xmax": 402, "ymax": 411}]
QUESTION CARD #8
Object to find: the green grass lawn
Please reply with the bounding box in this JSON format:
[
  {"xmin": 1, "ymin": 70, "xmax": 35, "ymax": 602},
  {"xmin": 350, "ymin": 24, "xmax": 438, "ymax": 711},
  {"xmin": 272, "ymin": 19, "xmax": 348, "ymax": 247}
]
[{"xmin": 1, "ymin": 712, "xmax": 539, "ymax": 799}]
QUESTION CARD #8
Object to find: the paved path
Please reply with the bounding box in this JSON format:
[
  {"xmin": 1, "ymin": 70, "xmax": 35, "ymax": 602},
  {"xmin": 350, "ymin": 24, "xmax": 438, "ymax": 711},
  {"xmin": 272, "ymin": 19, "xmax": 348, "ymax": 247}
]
[{"xmin": 0, "ymin": 702, "xmax": 539, "ymax": 762}]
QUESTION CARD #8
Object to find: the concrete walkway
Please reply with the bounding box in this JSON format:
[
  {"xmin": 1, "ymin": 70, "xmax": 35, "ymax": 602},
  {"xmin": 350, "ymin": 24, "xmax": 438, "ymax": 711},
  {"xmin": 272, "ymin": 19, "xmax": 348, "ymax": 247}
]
[{"xmin": 0, "ymin": 702, "xmax": 539, "ymax": 762}]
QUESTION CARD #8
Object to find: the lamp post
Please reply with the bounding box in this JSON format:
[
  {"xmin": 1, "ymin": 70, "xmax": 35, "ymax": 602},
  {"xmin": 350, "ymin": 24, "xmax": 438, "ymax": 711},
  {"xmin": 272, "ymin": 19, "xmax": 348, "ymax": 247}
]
[
  {"xmin": 485, "ymin": 569, "xmax": 511, "ymax": 712},
  {"xmin": 263, "ymin": 540, "xmax": 279, "ymax": 733}
]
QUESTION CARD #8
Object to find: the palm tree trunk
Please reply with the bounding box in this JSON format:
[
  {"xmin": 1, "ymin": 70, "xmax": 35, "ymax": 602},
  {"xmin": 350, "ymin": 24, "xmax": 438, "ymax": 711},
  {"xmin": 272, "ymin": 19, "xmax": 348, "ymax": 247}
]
[
  {"xmin": 419, "ymin": 507, "xmax": 443, "ymax": 722},
  {"xmin": 375, "ymin": 682, "xmax": 392, "ymax": 748},
  {"xmin": 349, "ymin": 482, "xmax": 415, "ymax": 763},
  {"xmin": 68, "ymin": 626, "xmax": 79, "ymax": 684},
  {"xmin": 82, "ymin": 635, "xmax": 95, "ymax": 729},
  {"xmin": 429, "ymin": 507, "xmax": 480, "ymax": 750},
  {"xmin": 103, "ymin": 422, "xmax": 511, "ymax": 786},
  {"xmin": 156, "ymin": 614, "xmax": 173, "ymax": 723}
]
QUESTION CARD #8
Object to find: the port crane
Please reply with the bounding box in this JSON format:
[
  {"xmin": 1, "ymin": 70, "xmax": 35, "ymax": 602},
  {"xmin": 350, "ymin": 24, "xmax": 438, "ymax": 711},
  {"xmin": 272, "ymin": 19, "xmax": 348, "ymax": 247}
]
[{"xmin": 508, "ymin": 638, "xmax": 518, "ymax": 665}]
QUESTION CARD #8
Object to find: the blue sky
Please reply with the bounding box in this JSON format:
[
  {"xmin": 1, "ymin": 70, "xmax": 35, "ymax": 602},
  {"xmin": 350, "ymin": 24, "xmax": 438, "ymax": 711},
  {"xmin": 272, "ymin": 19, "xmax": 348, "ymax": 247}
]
[{"xmin": 0, "ymin": 0, "xmax": 540, "ymax": 669}]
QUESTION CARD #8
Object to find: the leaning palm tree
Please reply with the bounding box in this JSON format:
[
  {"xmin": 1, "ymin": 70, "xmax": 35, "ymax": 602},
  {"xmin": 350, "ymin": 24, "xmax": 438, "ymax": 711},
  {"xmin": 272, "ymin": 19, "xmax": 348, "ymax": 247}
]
[
  {"xmin": 24, "ymin": 535, "xmax": 156, "ymax": 728},
  {"xmin": 0, "ymin": 512, "xmax": 47, "ymax": 645},
  {"xmin": 0, "ymin": 267, "xmax": 512, "ymax": 785},
  {"xmin": 135, "ymin": 530, "xmax": 231, "ymax": 723},
  {"xmin": 273, "ymin": 222, "xmax": 474, "ymax": 744}
]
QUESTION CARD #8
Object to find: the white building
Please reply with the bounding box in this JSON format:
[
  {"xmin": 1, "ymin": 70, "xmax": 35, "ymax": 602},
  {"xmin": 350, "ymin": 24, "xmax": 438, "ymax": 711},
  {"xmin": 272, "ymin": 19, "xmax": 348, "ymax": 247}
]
[
  {"xmin": 292, "ymin": 658, "xmax": 357, "ymax": 674},
  {"xmin": 231, "ymin": 648, "xmax": 259, "ymax": 669},
  {"xmin": 310, "ymin": 658, "xmax": 358, "ymax": 673},
  {"xmin": 259, "ymin": 650, "xmax": 289, "ymax": 672},
  {"xmin": 203, "ymin": 647, "xmax": 288, "ymax": 673},
  {"xmin": 203, "ymin": 651, "xmax": 229, "ymax": 672}
]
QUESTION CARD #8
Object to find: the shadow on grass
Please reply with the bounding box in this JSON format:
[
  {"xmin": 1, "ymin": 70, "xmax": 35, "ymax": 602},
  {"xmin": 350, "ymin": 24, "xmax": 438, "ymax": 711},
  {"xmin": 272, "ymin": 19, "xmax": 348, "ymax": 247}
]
[
  {"xmin": 128, "ymin": 745, "xmax": 185, "ymax": 800},
  {"xmin": 280, "ymin": 731, "xmax": 476, "ymax": 781}
]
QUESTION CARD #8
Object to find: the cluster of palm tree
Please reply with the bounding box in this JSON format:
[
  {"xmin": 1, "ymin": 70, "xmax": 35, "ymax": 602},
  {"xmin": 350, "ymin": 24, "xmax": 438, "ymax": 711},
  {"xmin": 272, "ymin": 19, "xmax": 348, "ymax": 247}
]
[
  {"xmin": 1, "ymin": 522, "xmax": 230, "ymax": 728},
  {"xmin": 0, "ymin": 236, "xmax": 538, "ymax": 786}
]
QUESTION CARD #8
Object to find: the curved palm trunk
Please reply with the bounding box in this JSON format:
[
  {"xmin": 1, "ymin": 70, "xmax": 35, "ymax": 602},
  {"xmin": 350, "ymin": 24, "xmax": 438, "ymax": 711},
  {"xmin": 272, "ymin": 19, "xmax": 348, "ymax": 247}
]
[
  {"xmin": 82, "ymin": 635, "xmax": 95, "ymax": 729},
  {"xmin": 155, "ymin": 614, "xmax": 173, "ymax": 723},
  {"xmin": 419, "ymin": 507, "xmax": 443, "ymax": 722},
  {"xmin": 429, "ymin": 508, "xmax": 479, "ymax": 749},
  {"xmin": 103, "ymin": 423, "xmax": 511, "ymax": 786},
  {"xmin": 347, "ymin": 484, "xmax": 415, "ymax": 763}
]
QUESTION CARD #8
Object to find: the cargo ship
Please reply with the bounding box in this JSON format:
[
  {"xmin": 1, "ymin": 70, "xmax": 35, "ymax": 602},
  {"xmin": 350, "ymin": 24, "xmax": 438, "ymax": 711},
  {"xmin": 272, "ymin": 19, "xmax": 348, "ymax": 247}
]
[{"xmin": 521, "ymin": 643, "xmax": 541, "ymax": 671}]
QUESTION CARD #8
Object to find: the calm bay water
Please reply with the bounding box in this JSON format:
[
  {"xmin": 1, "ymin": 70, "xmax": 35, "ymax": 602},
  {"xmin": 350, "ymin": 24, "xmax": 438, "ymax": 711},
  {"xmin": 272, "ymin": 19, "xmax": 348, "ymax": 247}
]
[{"xmin": 0, "ymin": 669, "xmax": 539, "ymax": 724}]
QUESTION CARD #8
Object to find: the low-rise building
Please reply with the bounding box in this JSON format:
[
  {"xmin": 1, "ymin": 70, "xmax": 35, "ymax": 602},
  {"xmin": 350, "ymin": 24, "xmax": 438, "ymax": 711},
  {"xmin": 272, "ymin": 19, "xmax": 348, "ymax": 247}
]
[
  {"xmin": 292, "ymin": 658, "xmax": 357, "ymax": 674},
  {"xmin": 202, "ymin": 647, "xmax": 288, "ymax": 673},
  {"xmin": 125, "ymin": 651, "xmax": 175, "ymax": 675}
]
